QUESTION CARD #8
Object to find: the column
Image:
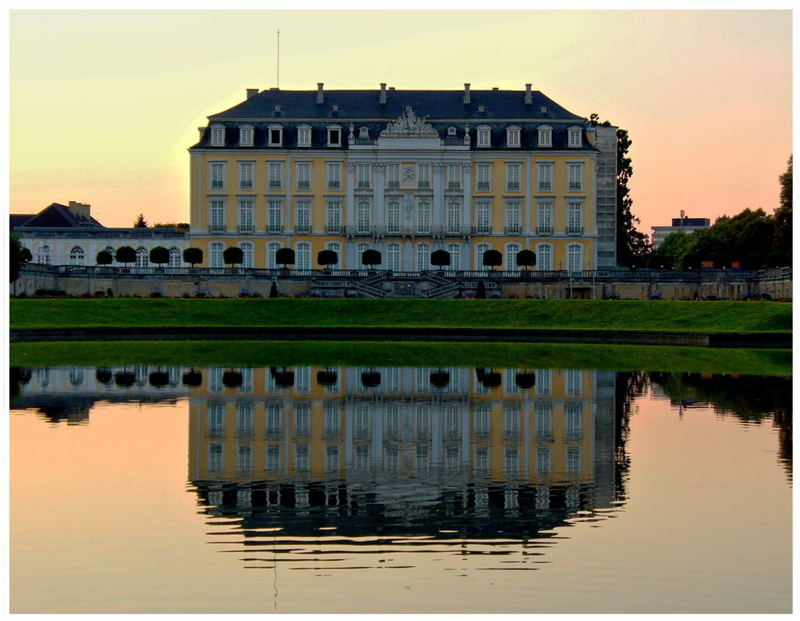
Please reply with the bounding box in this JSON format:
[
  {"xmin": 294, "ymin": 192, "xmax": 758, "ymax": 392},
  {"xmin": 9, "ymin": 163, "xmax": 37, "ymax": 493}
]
[
  {"xmin": 462, "ymin": 163, "xmax": 472, "ymax": 232},
  {"xmin": 345, "ymin": 163, "xmax": 356, "ymax": 230},
  {"xmin": 525, "ymin": 156, "xmax": 533, "ymax": 243},
  {"xmin": 433, "ymin": 163, "xmax": 445, "ymax": 228},
  {"xmin": 403, "ymin": 240, "xmax": 414, "ymax": 271},
  {"xmin": 374, "ymin": 163, "xmax": 385, "ymax": 228}
]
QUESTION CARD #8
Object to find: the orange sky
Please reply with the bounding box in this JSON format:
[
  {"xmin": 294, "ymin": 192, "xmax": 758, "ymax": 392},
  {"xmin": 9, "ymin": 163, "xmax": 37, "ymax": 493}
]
[{"xmin": 9, "ymin": 10, "xmax": 792, "ymax": 234}]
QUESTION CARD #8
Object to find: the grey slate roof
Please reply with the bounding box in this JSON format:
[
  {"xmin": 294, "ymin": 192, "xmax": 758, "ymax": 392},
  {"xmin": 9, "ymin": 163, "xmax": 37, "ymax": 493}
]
[
  {"xmin": 192, "ymin": 88, "xmax": 593, "ymax": 151},
  {"xmin": 10, "ymin": 214, "xmax": 36, "ymax": 231},
  {"xmin": 15, "ymin": 203, "xmax": 104, "ymax": 229}
]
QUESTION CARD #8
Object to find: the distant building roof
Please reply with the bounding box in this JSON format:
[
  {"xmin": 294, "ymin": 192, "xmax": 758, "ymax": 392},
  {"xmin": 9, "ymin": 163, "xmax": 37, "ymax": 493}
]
[
  {"xmin": 13, "ymin": 203, "xmax": 104, "ymax": 229},
  {"xmin": 9, "ymin": 214, "xmax": 36, "ymax": 231}
]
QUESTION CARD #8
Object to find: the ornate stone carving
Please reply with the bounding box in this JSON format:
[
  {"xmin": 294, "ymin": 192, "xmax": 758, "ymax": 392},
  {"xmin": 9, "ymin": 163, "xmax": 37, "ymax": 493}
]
[
  {"xmin": 403, "ymin": 194, "xmax": 414, "ymax": 222},
  {"xmin": 380, "ymin": 107, "xmax": 439, "ymax": 138}
]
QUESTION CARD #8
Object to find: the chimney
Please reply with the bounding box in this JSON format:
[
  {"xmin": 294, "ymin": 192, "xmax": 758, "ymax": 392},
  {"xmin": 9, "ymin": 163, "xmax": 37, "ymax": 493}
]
[
  {"xmin": 463, "ymin": 83, "xmax": 471, "ymax": 105},
  {"xmin": 379, "ymin": 83, "xmax": 387, "ymax": 105},
  {"xmin": 67, "ymin": 201, "xmax": 91, "ymax": 220},
  {"xmin": 524, "ymin": 83, "xmax": 532, "ymax": 104},
  {"xmin": 316, "ymin": 82, "xmax": 324, "ymax": 104},
  {"xmin": 198, "ymin": 127, "xmax": 206, "ymax": 140},
  {"xmin": 246, "ymin": 88, "xmax": 258, "ymax": 99}
]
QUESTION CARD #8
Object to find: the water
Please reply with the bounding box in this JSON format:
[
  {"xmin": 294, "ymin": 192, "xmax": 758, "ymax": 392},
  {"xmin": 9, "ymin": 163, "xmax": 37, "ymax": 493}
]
[{"xmin": 10, "ymin": 363, "xmax": 791, "ymax": 613}]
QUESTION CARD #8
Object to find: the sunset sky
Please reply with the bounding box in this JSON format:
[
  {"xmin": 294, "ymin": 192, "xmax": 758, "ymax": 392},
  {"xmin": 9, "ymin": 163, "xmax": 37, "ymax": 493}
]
[{"xmin": 9, "ymin": 10, "xmax": 792, "ymax": 234}]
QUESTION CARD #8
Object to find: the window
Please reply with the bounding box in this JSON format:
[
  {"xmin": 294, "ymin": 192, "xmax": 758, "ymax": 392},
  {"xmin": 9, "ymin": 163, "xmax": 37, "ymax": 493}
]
[
  {"xmin": 295, "ymin": 198, "xmax": 311, "ymax": 233},
  {"xmin": 356, "ymin": 242, "xmax": 369, "ymax": 266},
  {"xmin": 568, "ymin": 162, "xmax": 584, "ymax": 191},
  {"xmin": 238, "ymin": 161, "xmax": 253, "ymax": 190},
  {"xmin": 209, "ymin": 124, "xmax": 225, "ymax": 146},
  {"xmin": 445, "ymin": 201, "xmax": 462, "ymax": 234},
  {"xmin": 266, "ymin": 445, "xmax": 281, "ymax": 472},
  {"xmin": 505, "ymin": 243, "xmax": 521, "ymax": 272},
  {"xmin": 296, "ymin": 242, "xmax": 311, "ymax": 272},
  {"xmin": 386, "ymin": 201, "xmax": 400, "ymax": 233},
  {"xmin": 447, "ymin": 164, "xmax": 462, "ymax": 190},
  {"xmin": 208, "ymin": 402, "xmax": 225, "ymax": 437},
  {"xmin": 239, "ymin": 125, "xmax": 253, "ymax": 147},
  {"xmin": 326, "ymin": 199, "xmax": 341, "ymax": 232},
  {"xmin": 476, "ymin": 162, "xmax": 491, "ymax": 191},
  {"xmin": 504, "ymin": 200, "xmax": 521, "ymax": 234},
  {"xmin": 476, "ymin": 200, "xmax": 492, "ymax": 234},
  {"xmin": 565, "ymin": 399, "xmax": 583, "ymax": 432},
  {"xmin": 295, "ymin": 445, "xmax": 310, "ymax": 472},
  {"xmin": 505, "ymin": 162, "xmax": 521, "ymax": 191},
  {"xmin": 475, "ymin": 242, "xmax": 490, "ymax": 270},
  {"xmin": 447, "ymin": 243, "xmax": 460, "ymax": 270},
  {"xmin": 327, "ymin": 125, "xmax": 342, "ymax": 147},
  {"xmin": 567, "ymin": 243, "xmax": 583, "ymax": 273},
  {"xmin": 210, "ymin": 162, "xmax": 225, "ymax": 190},
  {"xmin": 325, "ymin": 242, "xmax": 341, "ymax": 269},
  {"xmin": 238, "ymin": 199, "xmax": 253, "ymax": 232},
  {"xmin": 296, "ymin": 162, "xmax": 311, "ymax": 190},
  {"xmin": 387, "ymin": 242, "xmax": 401, "ymax": 271},
  {"xmin": 324, "ymin": 401, "xmax": 341, "ymax": 437},
  {"xmin": 447, "ymin": 126, "xmax": 457, "ymax": 136},
  {"xmin": 268, "ymin": 162, "xmax": 283, "ymax": 189},
  {"xmin": 387, "ymin": 164, "xmax": 400, "ymax": 189},
  {"xmin": 537, "ymin": 200, "xmax": 553, "ymax": 234},
  {"xmin": 357, "ymin": 164, "xmax": 371, "ymax": 189},
  {"xmin": 326, "ymin": 446, "xmax": 339, "ymax": 472},
  {"xmin": 237, "ymin": 401, "xmax": 253, "ymax": 436},
  {"xmin": 268, "ymin": 125, "xmax": 283, "ymax": 147},
  {"xmin": 568, "ymin": 126, "xmax": 582, "ymax": 148},
  {"xmin": 417, "ymin": 201, "xmax": 431, "ymax": 233},
  {"xmin": 297, "ymin": 125, "xmax": 311, "ymax": 147},
  {"xmin": 210, "ymin": 199, "xmax": 225, "ymax": 232},
  {"xmin": 418, "ymin": 164, "xmax": 431, "ymax": 189},
  {"xmin": 535, "ymin": 402, "xmax": 553, "ymax": 441},
  {"xmin": 567, "ymin": 200, "xmax": 583, "ymax": 234},
  {"xmin": 69, "ymin": 245, "xmax": 85, "ymax": 265},
  {"xmin": 169, "ymin": 246, "xmax": 182, "ymax": 267},
  {"xmin": 36, "ymin": 245, "xmax": 51, "ymax": 265},
  {"xmin": 536, "ymin": 447, "xmax": 551, "ymax": 476},
  {"xmin": 476, "ymin": 125, "xmax": 491, "ymax": 147},
  {"xmin": 357, "ymin": 200, "xmax": 371, "ymax": 233},
  {"xmin": 416, "ymin": 243, "xmax": 430, "ymax": 271},
  {"xmin": 537, "ymin": 163, "xmax": 553, "ymax": 191},
  {"xmin": 536, "ymin": 243, "xmax": 553, "ymax": 271},
  {"xmin": 327, "ymin": 162, "xmax": 341, "ymax": 189},
  {"xmin": 268, "ymin": 199, "xmax": 283, "ymax": 232},
  {"xmin": 506, "ymin": 126, "xmax": 521, "ymax": 148},
  {"xmin": 567, "ymin": 447, "xmax": 581, "ymax": 475},
  {"xmin": 239, "ymin": 241, "xmax": 253, "ymax": 268},
  {"xmin": 208, "ymin": 444, "xmax": 223, "ymax": 471},
  {"xmin": 210, "ymin": 242, "xmax": 224, "ymax": 268},
  {"xmin": 266, "ymin": 241, "xmax": 281, "ymax": 269},
  {"xmin": 537, "ymin": 125, "xmax": 552, "ymax": 147},
  {"xmin": 505, "ymin": 405, "xmax": 520, "ymax": 439},
  {"xmin": 135, "ymin": 246, "xmax": 148, "ymax": 267}
]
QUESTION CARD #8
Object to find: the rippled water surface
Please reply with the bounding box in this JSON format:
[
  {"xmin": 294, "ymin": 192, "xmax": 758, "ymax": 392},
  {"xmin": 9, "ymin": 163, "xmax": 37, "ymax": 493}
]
[{"xmin": 10, "ymin": 364, "xmax": 791, "ymax": 613}]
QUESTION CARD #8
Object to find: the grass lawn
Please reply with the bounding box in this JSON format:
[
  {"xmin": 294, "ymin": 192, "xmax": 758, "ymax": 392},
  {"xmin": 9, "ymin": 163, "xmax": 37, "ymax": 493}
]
[
  {"xmin": 9, "ymin": 298, "xmax": 792, "ymax": 333},
  {"xmin": 9, "ymin": 340, "xmax": 792, "ymax": 376}
]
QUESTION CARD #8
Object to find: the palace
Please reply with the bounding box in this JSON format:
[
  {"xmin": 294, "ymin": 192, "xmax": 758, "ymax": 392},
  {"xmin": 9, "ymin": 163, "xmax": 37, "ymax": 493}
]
[{"xmin": 189, "ymin": 84, "xmax": 618, "ymax": 272}]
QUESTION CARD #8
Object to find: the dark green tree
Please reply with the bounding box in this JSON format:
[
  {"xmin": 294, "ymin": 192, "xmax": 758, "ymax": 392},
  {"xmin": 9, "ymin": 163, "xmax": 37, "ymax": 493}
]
[
  {"xmin": 430, "ymin": 249, "xmax": 451, "ymax": 268},
  {"xmin": 149, "ymin": 246, "xmax": 170, "ymax": 266},
  {"xmin": 275, "ymin": 248, "xmax": 295, "ymax": 268},
  {"xmin": 516, "ymin": 249, "xmax": 536, "ymax": 270},
  {"xmin": 133, "ymin": 214, "xmax": 148, "ymax": 228},
  {"xmin": 361, "ymin": 249, "xmax": 382, "ymax": 268},
  {"xmin": 223, "ymin": 246, "xmax": 244, "ymax": 268},
  {"xmin": 115, "ymin": 246, "xmax": 137, "ymax": 265},
  {"xmin": 10, "ymin": 235, "xmax": 31, "ymax": 282},
  {"xmin": 317, "ymin": 249, "xmax": 338, "ymax": 268},
  {"xmin": 183, "ymin": 247, "xmax": 203, "ymax": 267},
  {"xmin": 482, "ymin": 249, "xmax": 503, "ymax": 270},
  {"xmin": 774, "ymin": 155, "xmax": 792, "ymax": 258},
  {"xmin": 96, "ymin": 250, "xmax": 113, "ymax": 265}
]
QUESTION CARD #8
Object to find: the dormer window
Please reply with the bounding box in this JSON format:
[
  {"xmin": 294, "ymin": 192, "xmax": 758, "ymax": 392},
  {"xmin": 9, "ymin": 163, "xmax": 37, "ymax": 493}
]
[
  {"xmin": 506, "ymin": 126, "xmax": 521, "ymax": 148},
  {"xmin": 297, "ymin": 125, "xmax": 312, "ymax": 148},
  {"xmin": 210, "ymin": 124, "xmax": 225, "ymax": 147},
  {"xmin": 239, "ymin": 125, "xmax": 254, "ymax": 147},
  {"xmin": 476, "ymin": 125, "xmax": 491, "ymax": 148},
  {"xmin": 538, "ymin": 125, "xmax": 552, "ymax": 148},
  {"xmin": 447, "ymin": 126, "xmax": 457, "ymax": 136},
  {"xmin": 268, "ymin": 125, "xmax": 283, "ymax": 147},
  {"xmin": 539, "ymin": 105, "xmax": 548, "ymax": 114},
  {"xmin": 359, "ymin": 126, "xmax": 370, "ymax": 140},
  {"xmin": 477, "ymin": 105, "xmax": 486, "ymax": 113},
  {"xmin": 327, "ymin": 125, "xmax": 342, "ymax": 147},
  {"xmin": 568, "ymin": 126, "xmax": 582, "ymax": 148},
  {"xmin": 273, "ymin": 104, "xmax": 283, "ymax": 112}
]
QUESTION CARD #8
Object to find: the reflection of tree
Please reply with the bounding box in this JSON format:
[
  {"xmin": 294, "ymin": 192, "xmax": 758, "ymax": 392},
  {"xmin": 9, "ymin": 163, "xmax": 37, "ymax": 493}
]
[
  {"xmin": 650, "ymin": 373, "xmax": 792, "ymax": 479},
  {"xmin": 614, "ymin": 372, "xmax": 648, "ymax": 502}
]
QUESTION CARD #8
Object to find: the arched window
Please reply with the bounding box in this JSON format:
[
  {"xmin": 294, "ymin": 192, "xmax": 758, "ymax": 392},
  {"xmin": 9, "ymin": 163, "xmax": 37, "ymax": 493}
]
[
  {"xmin": 567, "ymin": 243, "xmax": 583, "ymax": 273},
  {"xmin": 387, "ymin": 242, "xmax": 401, "ymax": 271},
  {"xmin": 210, "ymin": 242, "xmax": 224, "ymax": 268},
  {"xmin": 536, "ymin": 243, "xmax": 553, "ymax": 271},
  {"xmin": 416, "ymin": 243, "xmax": 430, "ymax": 271},
  {"xmin": 505, "ymin": 243, "xmax": 521, "ymax": 272},
  {"xmin": 267, "ymin": 242, "xmax": 281, "ymax": 269},
  {"xmin": 325, "ymin": 242, "xmax": 341, "ymax": 269},
  {"xmin": 68, "ymin": 368, "xmax": 84, "ymax": 387},
  {"xmin": 36, "ymin": 246, "xmax": 51, "ymax": 265},
  {"xmin": 239, "ymin": 242, "xmax": 253, "ymax": 268},
  {"xmin": 296, "ymin": 242, "xmax": 311, "ymax": 272},
  {"xmin": 169, "ymin": 246, "xmax": 182, "ymax": 267},
  {"xmin": 69, "ymin": 246, "xmax": 85, "ymax": 266},
  {"xmin": 135, "ymin": 246, "xmax": 149, "ymax": 267},
  {"xmin": 447, "ymin": 243, "xmax": 461, "ymax": 270},
  {"xmin": 475, "ymin": 243, "xmax": 490, "ymax": 270},
  {"xmin": 446, "ymin": 201, "xmax": 462, "ymax": 234}
]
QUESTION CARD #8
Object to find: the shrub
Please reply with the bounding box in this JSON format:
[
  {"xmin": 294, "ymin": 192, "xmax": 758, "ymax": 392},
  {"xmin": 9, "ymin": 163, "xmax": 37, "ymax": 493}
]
[
  {"xmin": 276, "ymin": 248, "xmax": 295, "ymax": 268},
  {"xmin": 96, "ymin": 250, "xmax": 113, "ymax": 265},
  {"xmin": 183, "ymin": 247, "xmax": 203, "ymax": 267},
  {"xmin": 430, "ymin": 249, "xmax": 450, "ymax": 268},
  {"xmin": 115, "ymin": 246, "xmax": 136, "ymax": 265},
  {"xmin": 483, "ymin": 249, "xmax": 503, "ymax": 270},
  {"xmin": 149, "ymin": 291, "xmax": 163, "ymax": 298},
  {"xmin": 223, "ymin": 246, "xmax": 244, "ymax": 267},
  {"xmin": 318, "ymin": 249, "xmax": 338, "ymax": 268},
  {"xmin": 149, "ymin": 246, "xmax": 170, "ymax": 266}
]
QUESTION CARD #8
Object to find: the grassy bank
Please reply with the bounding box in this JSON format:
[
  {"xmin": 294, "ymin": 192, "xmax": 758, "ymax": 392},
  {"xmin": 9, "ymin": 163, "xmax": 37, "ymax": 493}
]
[
  {"xmin": 9, "ymin": 298, "xmax": 792, "ymax": 333},
  {"xmin": 9, "ymin": 340, "xmax": 792, "ymax": 376}
]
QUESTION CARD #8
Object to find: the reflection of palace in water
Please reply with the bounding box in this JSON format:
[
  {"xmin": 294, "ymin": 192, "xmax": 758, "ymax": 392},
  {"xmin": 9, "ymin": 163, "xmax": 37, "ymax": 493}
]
[{"xmin": 188, "ymin": 366, "xmax": 617, "ymax": 537}]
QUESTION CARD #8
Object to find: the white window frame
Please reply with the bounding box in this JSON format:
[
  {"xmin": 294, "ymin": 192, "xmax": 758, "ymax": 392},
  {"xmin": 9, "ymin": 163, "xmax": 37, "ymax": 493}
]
[
  {"xmin": 325, "ymin": 242, "xmax": 341, "ymax": 269},
  {"xmin": 210, "ymin": 242, "xmax": 224, "ymax": 268},
  {"xmin": 476, "ymin": 200, "xmax": 492, "ymax": 234},
  {"xmin": 568, "ymin": 126, "xmax": 582, "ymax": 148},
  {"xmin": 446, "ymin": 201, "xmax": 462, "ymax": 234},
  {"xmin": 37, "ymin": 245, "xmax": 51, "ymax": 265},
  {"xmin": 326, "ymin": 199, "xmax": 341, "ymax": 232},
  {"xmin": 506, "ymin": 125, "xmax": 521, "ymax": 148},
  {"xmin": 238, "ymin": 198, "xmax": 254, "ymax": 233},
  {"xmin": 386, "ymin": 200, "xmax": 401, "ymax": 234},
  {"xmin": 475, "ymin": 242, "xmax": 490, "ymax": 270},
  {"xmin": 505, "ymin": 162, "xmax": 521, "ymax": 192},
  {"xmin": 536, "ymin": 243, "xmax": 553, "ymax": 271},
  {"xmin": 239, "ymin": 124, "xmax": 254, "ymax": 147},
  {"xmin": 169, "ymin": 246, "xmax": 182, "ymax": 267},
  {"xmin": 418, "ymin": 163, "xmax": 431, "ymax": 189},
  {"xmin": 69, "ymin": 245, "xmax": 85, "ymax": 266},
  {"xmin": 209, "ymin": 198, "xmax": 226, "ymax": 232},
  {"xmin": 209, "ymin": 161, "xmax": 226, "ymax": 190},
  {"xmin": 476, "ymin": 162, "xmax": 492, "ymax": 191},
  {"xmin": 567, "ymin": 199, "xmax": 584, "ymax": 235},
  {"xmin": 296, "ymin": 241, "xmax": 312, "ymax": 272},
  {"xmin": 238, "ymin": 161, "xmax": 254, "ymax": 190},
  {"xmin": 538, "ymin": 125, "xmax": 552, "ymax": 148},
  {"xmin": 268, "ymin": 124, "xmax": 283, "ymax": 147},
  {"xmin": 416, "ymin": 243, "xmax": 431, "ymax": 271},
  {"xmin": 357, "ymin": 200, "xmax": 371, "ymax": 234},
  {"xmin": 387, "ymin": 242, "xmax": 401, "ymax": 271},
  {"xmin": 267, "ymin": 198, "xmax": 284, "ymax": 233},
  {"xmin": 295, "ymin": 198, "xmax": 312, "ymax": 233},
  {"xmin": 357, "ymin": 164, "xmax": 371, "ymax": 189},
  {"xmin": 537, "ymin": 162, "xmax": 553, "ymax": 192},
  {"xmin": 417, "ymin": 201, "xmax": 431, "ymax": 233},
  {"xmin": 504, "ymin": 200, "xmax": 521, "ymax": 234},
  {"xmin": 505, "ymin": 243, "xmax": 521, "ymax": 272},
  {"xmin": 476, "ymin": 125, "xmax": 491, "ymax": 148},
  {"xmin": 327, "ymin": 125, "xmax": 342, "ymax": 147},
  {"xmin": 387, "ymin": 164, "xmax": 400, "ymax": 189},
  {"xmin": 327, "ymin": 162, "xmax": 342, "ymax": 190},
  {"xmin": 296, "ymin": 161, "xmax": 311, "ymax": 191},
  {"xmin": 239, "ymin": 241, "xmax": 254, "ymax": 268},
  {"xmin": 447, "ymin": 164, "xmax": 462, "ymax": 190},
  {"xmin": 537, "ymin": 199, "xmax": 553, "ymax": 234},
  {"xmin": 568, "ymin": 162, "xmax": 584, "ymax": 191},
  {"xmin": 297, "ymin": 124, "xmax": 312, "ymax": 148},
  {"xmin": 266, "ymin": 241, "xmax": 281, "ymax": 269},
  {"xmin": 209, "ymin": 124, "xmax": 225, "ymax": 147},
  {"xmin": 567, "ymin": 243, "xmax": 584, "ymax": 273},
  {"xmin": 267, "ymin": 161, "xmax": 283, "ymax": 190},
  {"xmin": 447, "ymin": 243, "xmax": 461, "ymax": 270}
]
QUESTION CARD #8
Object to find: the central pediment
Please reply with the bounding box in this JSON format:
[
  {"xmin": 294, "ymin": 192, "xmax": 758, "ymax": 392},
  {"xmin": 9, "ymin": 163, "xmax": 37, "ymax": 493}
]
[{"xmin": 376, "ymin": 106, "xmax": 444, "ymax": 150}]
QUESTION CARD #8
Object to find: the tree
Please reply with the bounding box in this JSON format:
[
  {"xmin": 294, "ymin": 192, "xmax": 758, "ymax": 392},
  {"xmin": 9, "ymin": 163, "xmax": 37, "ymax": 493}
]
[
  {"xmin": 10, "ymin": 234, "xmax": 31, "ymax": 282},
  {"xmin": 775, "ymin": 155, "xmax": 792, "ymax": 258},
  {"xmin": 275, "ymin": 248, "xmax": 295, "ymax": 268},
  {"xmin": 96, "ymin": 250, "xmax": 113, "ymax": 265},
  {"xmin": 483, "ymin": 249, "xmax": 502, "ymax": 270},
  {"xmin": 133, "ymin": 214, "xmax": 148, "ymax": 228},
  {"xmin": 361, "ymin": 249, "xmax": 382, "ymax": 268},
  {"xmin": 475, "ymin": 281, "xmax": 486, "ymax": 298},
  {"xmin": 430, "ymin": 249, "xmax": 451, "ymax": 268},
  {"xmin": 183, "ymin": 247, "xmax": 203, "ymax": 267},
  {"xmin": 223, "ymin": 246, "xmax": 244, "ymax": 268},
  {"xmin": 149, "ymin": 246, "xmax": 170, "ymax": 266},
  {"xmin": 115, "ymin": 246, "xmax": 136, "ymax": 265},
  {"xmin": 153, "ymin": 222, "xmax": 190, "ymax": 232},
  {"xmin": 317, "ymin": 249, "xmax": 338, "ymax": 268},
  {"xmin": 516, "ymin": 249, "xmax": 536, "ymax": 270}
]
